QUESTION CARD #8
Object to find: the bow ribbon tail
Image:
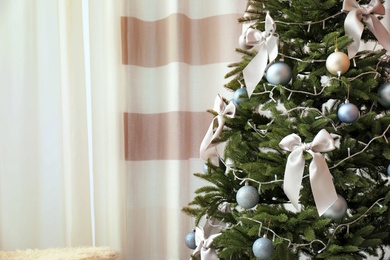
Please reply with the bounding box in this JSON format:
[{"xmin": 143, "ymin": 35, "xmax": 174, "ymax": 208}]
[
  {"xmin": 267, "ymin": 35, "xmax": 279, "ymax": 62},
  {"xmin": 193, "ymin": 227, "xmax": 206, "ymax": 258},
  {"xmin": 199, "ymin": 116, "xmax": 223, "ymax": 161},
  {"xmin": 309, "ymin": 152, "xmax": 338, "ymax": 216},
  {"xmin": 343, "ymin": 0, "xmax": 390, "ymax": 58},
  {"xmin": 283, "ymin": 148, "xmax": 305, "ymax": 211},
  {"xmin": 264, "ymin": 12, "xmax": 278, "ymax": 62},
  {"xmin": 199, "ymin": 95, "xmax": 236, "ymax": 162},
  {"xmin": 243, "ymin": 44, "xmax": 268, "ymax": 96},
  {"xmin": 200, "ymin": 95, "xmax": 226, "ymax": 161},
  {"xmin": 344, "ymin": 9, "xmax": 365, "ymax": 58},
  {"xmin": 365, "ymin": 15, "xmax": 390, "ymax": 54}
]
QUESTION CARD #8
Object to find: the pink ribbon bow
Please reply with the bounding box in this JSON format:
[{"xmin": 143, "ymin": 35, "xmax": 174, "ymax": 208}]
[
  {"xmin": 192, "ymin": 226, "xmax": 221, "ymax": 260},
  {"xmin": 242, "ymin": 12, "xmax": 279, "ymax": 97},
  {"xmin": 279, "ymin": 129, "xmax": 338, "ymax": 216},
  {"xmin": 199, "ymin": 95, "xmax": 236, "ymax": 162},
  {"xmin": 343, "ymin": 0, "xmax": 390, "ymax": 58}
]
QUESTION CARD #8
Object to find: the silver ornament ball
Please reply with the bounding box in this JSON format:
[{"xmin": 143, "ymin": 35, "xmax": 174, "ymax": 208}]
[
  {"xmin": 326, "ymin": 51, "xmax": 350, "ymax": 75},
  {"xmin": 387, "ymin": 164, "xmax": 390, "ymax": 176},
  {"xmin": 265, "ymin": 62, "xmax": 292, "ymax": 85},
  {"xmin": 252, "ymin": 237, "xmax": 274, "ymax": 259},
  {"xmin": 184, "ymin": 231, "xmax": 197, "ymax": 250},
  {"xmin": 236, "ymin": 185, "xmax": 259, "ymax": 209},
  {"xmin": 338, "ymin": 102, "xmax": 359, "ymax": 123},
  {"xmin": 378, "ymin": 82, "xmax": 390, "ymax": 108},
  {"xmin": 323, "ymin": 194, "xmax": 348, "ymax": 220}
]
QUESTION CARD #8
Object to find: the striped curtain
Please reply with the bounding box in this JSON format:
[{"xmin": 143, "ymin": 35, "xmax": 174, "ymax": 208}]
[{"xmin": 121, "ymin": 1, "xmax": 246, "ymax": 259}]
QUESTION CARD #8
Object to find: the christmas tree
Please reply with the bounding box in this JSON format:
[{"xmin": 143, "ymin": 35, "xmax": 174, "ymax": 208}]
[{"xmin": 183, "ymin": 0, "xmax": 390, "ymax": 259}]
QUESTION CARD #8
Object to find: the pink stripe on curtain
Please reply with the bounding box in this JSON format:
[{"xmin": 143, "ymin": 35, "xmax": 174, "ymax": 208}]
[
  {"xmin": 124, "ymin": 111, "xmax": 212, "ymax": 160},
  {"xmin": 122, "ymin": 12, "xmax": 242, "ymax": 161},
  {"xmin": 121, "ymin": 14, "xmax": 242, "ymax": 66}
]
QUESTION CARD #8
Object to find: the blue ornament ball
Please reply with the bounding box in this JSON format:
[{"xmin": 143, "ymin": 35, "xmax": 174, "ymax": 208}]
[
  {"xmin": 203, "ymin": 163, "xmax": 208, "ymax": 174},
  {"xmin": 236, "ymin": 185, "xmax": 259, "ymax": 209},
  {"xmin": 252, "ymin": 237, "xmax": 274, "ymax": 259},
  {"xmin": 323, "ymin": 194, "xmax": 348, "ymax": 220},
  {"xmin": 184, "ymin": 231, "xmax": 197, "ymax": 250},
  {"xmin": 387, "ymin": 164, "xmax": 390, "ymax": 176},
  {"xmin": 378, "ymin": 82, "xmax": 390, "ymax": 108},
  {"xmin": 338, "ymin": 102, "xmax": 359, "ymax": 123},
  {"xmin": 233, "ymin": 87, "xmax": 249, "ymax": 106},
  {"xmin": 265, "ymin": 62, "xmax": 292, "ymax": 85}
]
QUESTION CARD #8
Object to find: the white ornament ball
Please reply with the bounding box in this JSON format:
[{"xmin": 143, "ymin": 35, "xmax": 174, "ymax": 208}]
[
  {"xmin": 252, "ymin": 237, "xmax": 274, "ymax": 259},
  {"xmin": 323, "ymin": 194, "xmax": 348, "ymax": 220},
  {"xmin": 378, "ymin": 82, "xmax": 390, "ymax": 108},
  {"xmin": 184, "ymin": 230, "xmax": 197, "ymax": 249},
  {"xmin": 236, "ymin": 185, "xmax": 259, "ymax": 209},
  {"xmin": 326, "ymin": 51, "xmax": 350, "ymax": 75},
  {"xmin": 338, "ymin": 102, "xmax": 359, "ymax": 123},
  {"xmin": 265, "ymin": 62, "xmax": 292, "ymax": 85}
]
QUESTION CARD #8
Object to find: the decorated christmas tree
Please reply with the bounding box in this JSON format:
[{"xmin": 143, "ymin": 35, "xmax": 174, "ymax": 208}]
[{"xmin": 183, "ymin": 0, "xmax": 390, "ymax": 259}]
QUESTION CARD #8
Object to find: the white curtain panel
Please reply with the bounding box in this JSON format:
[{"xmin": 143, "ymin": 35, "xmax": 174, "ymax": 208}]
[{"xmin": 0, "ymin": 0, "xmax": 126, "ymax": 254}]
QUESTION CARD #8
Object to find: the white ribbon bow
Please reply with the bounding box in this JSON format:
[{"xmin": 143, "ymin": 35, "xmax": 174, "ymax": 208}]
[
  {"xmin": 200, "ymin": 95, "xmax": 236, "ymax": 163},
  {"xmin": 279, "ymin": 129, "xmax": 338, "ymax": 216},
  {"xmin": 192, "ymin": 226, "xmax": 221, "ymax": 260},
  {"xmin": 343, "ymin": 0, "xmax": 390, "ymax": 58},
  {"xmin": 242, "ymin": 12, "xmax": 279, "ymax": 97}
]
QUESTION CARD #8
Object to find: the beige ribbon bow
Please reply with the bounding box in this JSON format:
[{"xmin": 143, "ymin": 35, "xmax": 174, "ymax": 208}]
[
  {"xmin": 343, "ymin": 0, "xmax": 390, "ymax": 58},
  {"xmin": 192, "ymin": 226, "xmax": 221, "ymax": 260},
  {"xmin": 242, "ymin": 12, "xmax": 279, "ymax": 97},
  {"xmin": 279, "ymin": 129, "xmax": 338, "ymax": 216},
  {"xmin": 199, "ymin": 95, "xmax": 236, "ymax": 163}
]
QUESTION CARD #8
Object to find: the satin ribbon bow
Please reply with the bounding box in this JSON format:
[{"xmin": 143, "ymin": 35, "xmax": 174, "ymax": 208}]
[
  {"xmin": 192, "ymin": 226, "xmax": 221, "ymax": 260},
  {"xmin": 242, "ymin": 12, "xmax": 279, "ymax": 97},
  {"xmin": 279, "ymin": 129, "xmax": 338, "ymax": 216},
  {"xmin": 200, "ymin": 95, "xmax": 236, "ymax": 162},
  {"xmin": 343, "ymin": 0, "xmax": 390, "ymax": 58}
]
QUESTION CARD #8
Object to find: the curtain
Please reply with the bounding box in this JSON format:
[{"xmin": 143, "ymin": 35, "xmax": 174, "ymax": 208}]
[
  {"xmin": 0, "ymin": 0, "xmax": 126, "ymax": 253},
  {"xmin": 0, "ymin": 0, "xmax": 245, "ymax": 258},
  {"xmin": 121, "ymin": 1, "xmax": 246, "ymax": 259}
]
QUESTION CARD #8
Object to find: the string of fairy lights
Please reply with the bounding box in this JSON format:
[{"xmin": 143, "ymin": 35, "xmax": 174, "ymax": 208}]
[
  {"xmin": 208, "ymin": 159, "xmax": 388, "ymax": 255},
  {"xmin": 206, "ymin": 197, "xmax": 385, "ymax": 255},
  {"xmin": 244, "ymin": 0, "xmax": 348, "ymax": 31}
]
